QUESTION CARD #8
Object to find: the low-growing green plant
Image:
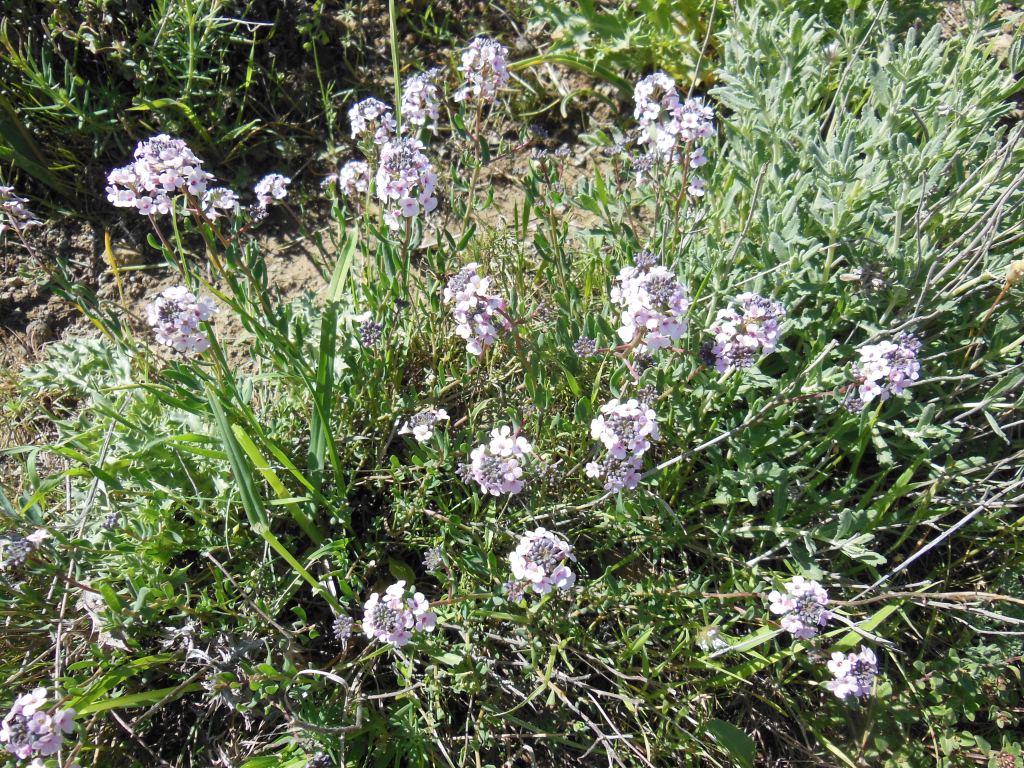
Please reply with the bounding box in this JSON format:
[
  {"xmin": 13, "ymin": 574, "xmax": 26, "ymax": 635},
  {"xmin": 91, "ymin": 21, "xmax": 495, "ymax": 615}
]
[{"xmin": 1, "ymin": 1, "xmax": 1024, "ymax": 767}]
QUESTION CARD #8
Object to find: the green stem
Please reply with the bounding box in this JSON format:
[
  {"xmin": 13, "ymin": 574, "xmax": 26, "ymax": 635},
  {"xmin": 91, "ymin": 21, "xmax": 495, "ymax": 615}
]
[{"xmin": 388, "ymin": 0, "xmax": 402, "ymax": 132}]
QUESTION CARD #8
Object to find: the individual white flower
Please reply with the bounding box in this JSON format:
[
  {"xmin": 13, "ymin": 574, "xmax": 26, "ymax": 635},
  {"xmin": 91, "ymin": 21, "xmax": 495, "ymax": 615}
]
[
  {"xmin": 508, "ymin": 527, "xmax": 576, "ymax": 595},
  {"xmin": 767, "ymin": 576, "xmax": 831, "ymax": 640}
]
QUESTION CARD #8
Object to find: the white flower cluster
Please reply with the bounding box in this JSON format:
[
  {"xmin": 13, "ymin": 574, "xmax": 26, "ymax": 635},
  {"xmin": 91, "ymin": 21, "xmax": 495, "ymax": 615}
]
[
  {"xmin": 0, "ymin": 688, "xmax": 76, "ymax": 761},
  {"xmin": 443, "ymin": 262, "xmax": 510, "ymax": 355},
  {"xmin": 768, "ymin": 576, "xmax": 831, "ymax": 640},
  {"xmin": 201, "ymin": 187, "xmax": 240, "ymax": 221},
  {"xmin": 349, "ymin": 97, "xmax": 396, "ymax": 144},
  {"xmin": 633, "ymin": 72, "xmax": 715, "ymax": 190},
  {"xmin": 253, "ymin": 173, "xmax": 290, "ymax": 207},
  {"xmin": 586, "ymin": 398, "xmax": 659, "ymax": 491},
  {"xmin": 335, "ymin": 160, "xmax": 371, "ymax": 198},
  {"xmin": 398, "ymin": 407, "xmax": 450, "ymax": 443},
  {"xmin": 847, "ymin": 332, "xmax": 921, "ymax": 411},
  {"xmin": 106, "ymin": 134, "xmax": 212, "ymax": 215},
  {"xmin": 826, "ymin": 647, "xmax": 877, "ymax": 700},
  {"xmin": 375, "ymin": 137, "xmax": 439, "ymax": 230},
  {"xmin": 145, "ymin": 285, "xmax": 217, "ymax": 354},
  {"xmin": 508, "ymin": 527, "xmax": 576, "ymax": 596},
  {"xmin": 707, "ymin": 292, "xmax": 786, "ymax": 372},
  {"xmin": 362, "ymin": 580, "xmax": 436, "ymax": 647},
  {"xmin": 454, "ymin": 37, "xmax": 509, "ymax": 103},
  {"xmin": 468, "ymin": 425, "xmax": 532, "ymax": 496},
  {"xmin": 0, "ymin": 186, "xmax": 41, "ymax": 235},
  {"xmin": 610, "ymin": 254, "xmax": 690, "ymax": 352},
  {"xmin": 402, "ymin": 69, "xmax": 442, "ymax": 133}
]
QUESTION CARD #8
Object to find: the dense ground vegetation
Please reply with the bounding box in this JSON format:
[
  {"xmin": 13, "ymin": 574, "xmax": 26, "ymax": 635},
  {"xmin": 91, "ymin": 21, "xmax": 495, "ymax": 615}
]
[{"xmin": 2, "ymin": 1, "xmax": 1024, "ymax": 766}]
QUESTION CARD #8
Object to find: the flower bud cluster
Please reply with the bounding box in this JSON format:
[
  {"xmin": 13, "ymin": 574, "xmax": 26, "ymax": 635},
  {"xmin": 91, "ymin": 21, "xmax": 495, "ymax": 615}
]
[{"xmin": 402, "ymin": 69, "xmax": 442, "ymax": 133}]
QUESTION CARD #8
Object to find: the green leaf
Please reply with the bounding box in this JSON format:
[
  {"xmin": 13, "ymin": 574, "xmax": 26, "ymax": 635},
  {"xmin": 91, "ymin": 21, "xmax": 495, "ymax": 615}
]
[{"xmin": 705, "ymin": 719, "xmax": 756, "ymax": 768}]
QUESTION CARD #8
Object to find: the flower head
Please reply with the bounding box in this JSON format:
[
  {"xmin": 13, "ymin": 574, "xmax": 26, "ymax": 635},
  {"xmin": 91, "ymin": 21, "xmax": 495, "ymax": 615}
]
[
  {"xmin": 467, "ymin": 426, "xmax": 532, "ymax": 496},
  {"xmin": 335, "ymin": 160, "xmax": 371, "ymax": 198},
  {"xmin": 590, "ymin": 399, "xmax": 659, "ymax": 460},
  {"xmin": 707, "ymin": 292, "xmax": 786, "ymax": 372},
  {"xmin": 254, "ymin": 173, "xmax": 290, "ymax": 207},
  {"xmin": 402, "ymin": 69, "xmax": 442, "ymax": 133},
  {"xmin": 573, "ymin": 336, "xmax": 598, "ymax": 358},
  {"xmin": 454, "ymin": 37, "xmax": 509, "ymax": 103},
  {"xmin": 362, "ymin": 580, "xmax": 436, "ymax": 647},
  {"xmin": 0, "ymin": 186, "xmax": 41, "ymax": 235},
  {"xmin": 106, "ymin": 135, "xmax": 212, "ymax": 215},
  {"xmin": 610, "ymin": 260, "xmax": 690, "ymax": 351},
  {"xmin": 1, "ymin": 688, "xmax": 76, "ymax": 761},
  {"xmin": 768, "ymin": 576, "xmax": 831, "ymax": 639},
  {"xmin": 145, "ymin": 285, "xmax": 216, "ymax": 354},
  {"xmin": 826, "ymin": 647, "xmax": 877, "ymax": 700},
  {"xmin": 201, "ymin": 187, "xmax": 239, "ymax": 221},
  {"xmin": 848, "ymin": 332, "xmax": 921, "ymax": 411},
  {"xmin": 508, "ymin": 528, "xmax": 577, "ymax": 595},
  {"xmin": 398, "ymin": 407, "xmax": 450, "ymax": 443},
  {"xmin": 349, "ymin": 97, "xmax": 396, "ymax": 144},
  {"xmin": 375, "ymin": 137, "xmax": 438, "ymax": 230},
  {"xmin": 443, "ymin": 263, "xmax": 510, "ymax": 355}
]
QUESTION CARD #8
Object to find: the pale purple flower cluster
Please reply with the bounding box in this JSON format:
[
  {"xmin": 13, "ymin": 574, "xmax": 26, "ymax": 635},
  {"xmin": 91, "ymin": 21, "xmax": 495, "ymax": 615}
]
[
  {"xmin": 848, "ymin": 333, "xmax": 921, "ymax": 411},
  {"xmin": 768, "ymin": 576, "xmax": 832, "ymax": 640},
  {"xmin": 349, "ymin": 97, "xmax": 396, "ymax": 144},
  {"xmin": 708, "ymin": 293, "xmax": 786, "ymax": 372},
  {"xmin": 508, "ymin": 527, "xmax": 576, "ymax": 595},
  {"xmin": 402, "ymin": 69, "xmax": 442, "ymax": 133},
  {"xmin": 106, "ymin": 134, "xmax": 212, "ymax": 215},
  {"xmin": 0, "ymin": 688, "xmax": 76, "ymax": 761},
  {"xmin": 443, "ymin": 263, "xmax": 510, "ymax": 355},
  {"xmin": 362, "ymin": 580, "xmax": 436, "ymax": 647},
  {"xmin": 586, "ymin": 398, "xmax": 658, "ymax": 491},
  {"xmin": 826, "ymin": 647, "xmax": 877, "ymax": 700},
  {"xmin": 632, "ymin": 73, "xmax": 715, "ymax": 190},
  {"xmin": 0, "ymin": 186, "xmax": 41, "ymax": 235},
  {"xmin": 145, "ymin": 285, "xmax": 216, "ymax": 354},
  {"xmin": 336, "ymin": 160, "xmax": 371, "ymax": 198},
  {"xmin": 375, "ymin": 137, "xmax": 439, "ymax": 230},
  {"xmin": 398, "ymin": 407, "xmax": 450, "ymax": 443},
  {"xmin": 610, "ymin": 256, "xmax": 690, "ymax": 352},
  {"xmin": 201, "ymin": 187, "xmax": 240, "ymax": 221},
  {"xmin": 454, "ymin": 37, "xmax": 509, "ymax": 103},
  {"xmin": 468, "ymin": 425, "xmax": 532, "ymax": 496},
  {"xmin": 253, "ymin": 173, "xmax": 290, "ymax": 207}
]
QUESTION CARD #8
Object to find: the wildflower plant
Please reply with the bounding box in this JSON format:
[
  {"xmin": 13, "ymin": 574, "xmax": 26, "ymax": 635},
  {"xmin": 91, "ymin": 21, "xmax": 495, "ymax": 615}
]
[{"xmin": 7, "ymin": 5, "xmax": 1024, "ymax": 768}]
